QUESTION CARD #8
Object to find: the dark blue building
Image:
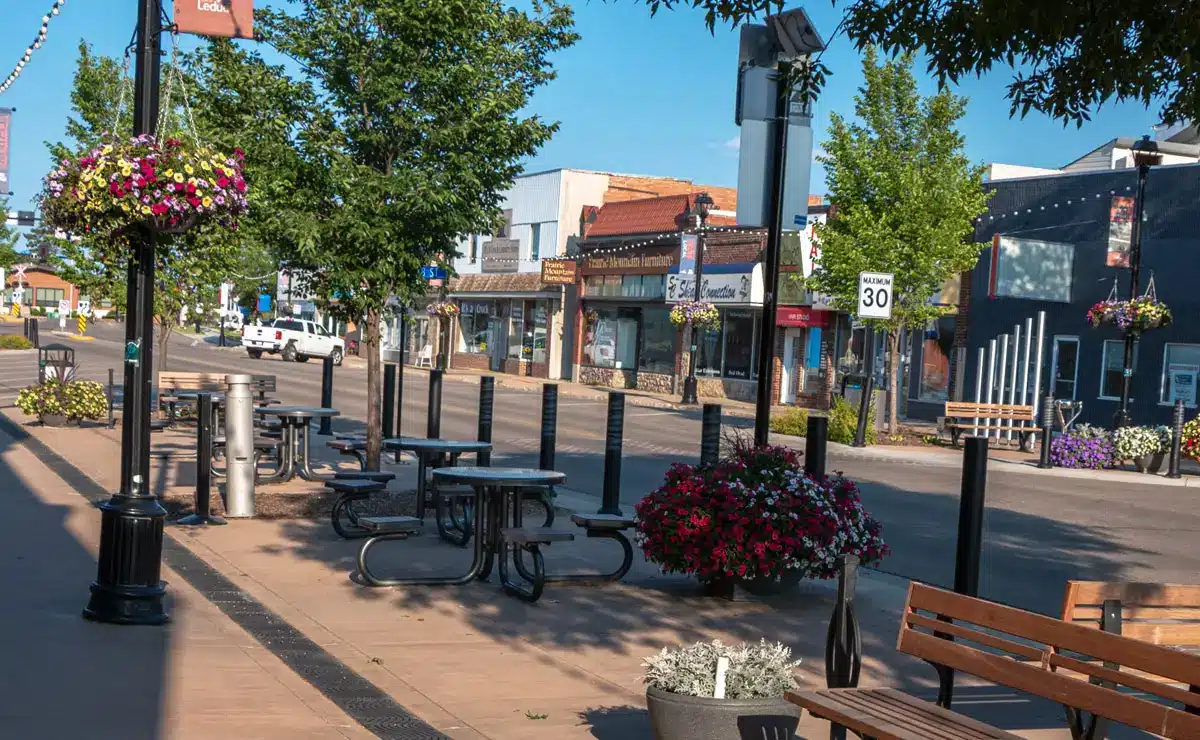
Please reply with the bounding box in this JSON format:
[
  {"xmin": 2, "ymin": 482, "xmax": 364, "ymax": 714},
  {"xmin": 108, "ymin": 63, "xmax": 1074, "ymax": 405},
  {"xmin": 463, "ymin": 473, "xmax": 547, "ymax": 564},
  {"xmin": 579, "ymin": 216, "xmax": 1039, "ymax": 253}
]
[{"xmin": 930, "ymin": 162, "xmax": 1200, "ymax": 428}]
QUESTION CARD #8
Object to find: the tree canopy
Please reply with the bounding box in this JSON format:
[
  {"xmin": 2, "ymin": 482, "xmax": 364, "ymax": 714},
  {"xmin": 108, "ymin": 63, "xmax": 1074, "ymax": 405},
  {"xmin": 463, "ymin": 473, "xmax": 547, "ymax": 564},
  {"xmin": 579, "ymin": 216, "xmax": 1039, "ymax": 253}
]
[{"xmin": 632, "ymin": 0, "xmax": 1192, "ymax": 126}]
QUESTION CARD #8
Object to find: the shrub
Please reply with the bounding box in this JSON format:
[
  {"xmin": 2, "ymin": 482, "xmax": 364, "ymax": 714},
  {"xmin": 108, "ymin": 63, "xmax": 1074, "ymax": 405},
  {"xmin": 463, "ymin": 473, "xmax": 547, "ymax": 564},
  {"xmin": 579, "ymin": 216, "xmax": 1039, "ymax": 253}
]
[
  {"xmin": 1113, "ymin": 426, "xmax": 1162, "ymax": 461},
  {"xmin": 0, "ymin": 335, "xmax": 32, "ymax": 350},
  {"xmin": 635, "ymin": 445, "xmax": 888, "ymax": 584},
  {"xmin": 16, "ymin": 379, "xmax": 108, "ymax": 421},
  {"xmin": 768, "ymin": 407, "xmax": 809, "ymax": 437},
  {"xmin": 644, "ymin": 640, "xmax": 800, "ymax": 699},
  {"xmin": 1050, "ymin": 427, "xmax": 1114, "ymax": 469},
  {"xmin": 829, "ymin": 393, "xmax": 875, "ymax": 445}
]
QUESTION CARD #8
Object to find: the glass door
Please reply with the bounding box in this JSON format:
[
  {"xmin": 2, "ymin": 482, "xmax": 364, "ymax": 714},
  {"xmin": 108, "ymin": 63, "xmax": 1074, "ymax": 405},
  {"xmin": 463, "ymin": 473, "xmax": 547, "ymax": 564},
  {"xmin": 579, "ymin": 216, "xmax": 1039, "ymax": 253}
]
[{"xmin": 1051, "ymin": 336, "xmax": 1080, "ymax": 400}]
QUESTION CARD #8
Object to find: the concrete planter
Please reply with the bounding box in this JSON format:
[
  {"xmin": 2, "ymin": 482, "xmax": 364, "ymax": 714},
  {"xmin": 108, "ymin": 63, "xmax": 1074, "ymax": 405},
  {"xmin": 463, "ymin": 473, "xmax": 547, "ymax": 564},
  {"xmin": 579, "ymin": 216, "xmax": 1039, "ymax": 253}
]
[
  {"xmin": 645, "ymin": 685, "xmax": 801, "ymax": 740},
  {"xmin": 40, "ymin": 414, "xmax": 79, "ymax": 428},
  {"xmin": 1135, "ymin": 452, "xmax": 1166, "ymax": 474}
]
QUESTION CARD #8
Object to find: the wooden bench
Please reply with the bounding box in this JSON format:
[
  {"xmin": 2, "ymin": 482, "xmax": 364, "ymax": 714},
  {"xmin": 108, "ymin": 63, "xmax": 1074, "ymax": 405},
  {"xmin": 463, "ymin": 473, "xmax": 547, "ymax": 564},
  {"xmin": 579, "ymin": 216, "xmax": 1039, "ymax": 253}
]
[
  {"xmin": 790, "ymin": 582, "xmax": 1200, "ymax": 740},
  {"xmin": 942, "ymin": 402, "xmax": 1041, "ymax": 449},
  {"xmin": 158, "ymin": 371, "xmax": 277, "ymax": 405}
]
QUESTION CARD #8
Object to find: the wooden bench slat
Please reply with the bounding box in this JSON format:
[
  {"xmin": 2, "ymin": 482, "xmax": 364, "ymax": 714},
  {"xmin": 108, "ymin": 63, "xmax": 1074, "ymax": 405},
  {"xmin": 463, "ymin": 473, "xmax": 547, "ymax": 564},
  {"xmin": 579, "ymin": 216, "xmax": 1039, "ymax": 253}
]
[
  {"xmin": 845, "ymin": 690, "xmax": 1008, "ymax": 740},
  {"xmin": 1070, "ymin": 605, "xmax": 1200, "ymax": 621},
  {"xmin": 1066, "ymin": 581, "xmax": 1200, "ymax": 607},
  {"xmin": 1114, "ymin": 621, "xmax": 1200, "ymax": 644},
  {"xmin": 788, "ymin": 689, "xmax": 1019, "ymax": 740},
  {"xmin": 1049, "ymin": 652, "xmax": 1200, "ymax": 710},
  {"xmin": 944, "ymin": 424, "xmax": 1042, "ymax": 431},
  {"xmin": 906, "ymin": 612, "xmax": 1045, "ymax": 662}
]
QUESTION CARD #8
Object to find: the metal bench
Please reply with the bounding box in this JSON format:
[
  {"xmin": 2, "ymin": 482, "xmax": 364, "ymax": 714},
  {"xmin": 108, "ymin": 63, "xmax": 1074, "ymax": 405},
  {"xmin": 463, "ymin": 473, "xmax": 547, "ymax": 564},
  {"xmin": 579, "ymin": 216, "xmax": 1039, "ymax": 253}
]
[
  {"xmin": 326, "ymin": 478, "xmax": 388, "ymax": 539},
  {"xmin": 327, "ymin": 438, "xmax": 367, "ymax": 470},
  {"xmin": 498, "ymin": 526, "xmax": 576, "ymax": 603},
  {"xmin": 357, "ymin": 515, "xmax": 423, "ymax": 535}
]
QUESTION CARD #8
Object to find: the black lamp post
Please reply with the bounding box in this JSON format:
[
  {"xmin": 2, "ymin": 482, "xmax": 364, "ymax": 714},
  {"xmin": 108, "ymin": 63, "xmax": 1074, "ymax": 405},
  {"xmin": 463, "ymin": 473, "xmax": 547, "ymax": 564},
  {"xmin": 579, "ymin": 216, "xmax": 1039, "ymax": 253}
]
[
  {"xmin": 680, "ymin": 192, "xmax": 714, "ymax": 405},
  {"xmin": 83, "ymin": 0, "xmax": 168, "ymax": 625},
  {"xmin": 1114, "ymin": 135, "xmax": 1162, "ymax": 429}
]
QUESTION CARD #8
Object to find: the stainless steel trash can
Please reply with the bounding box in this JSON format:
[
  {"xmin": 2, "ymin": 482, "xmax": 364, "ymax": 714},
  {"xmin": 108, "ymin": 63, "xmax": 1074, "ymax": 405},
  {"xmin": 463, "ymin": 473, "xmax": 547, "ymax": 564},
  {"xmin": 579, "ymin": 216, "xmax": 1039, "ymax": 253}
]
[{"xmin": 224, "ymin": 374, "xmax": 256, "ymax": 518}]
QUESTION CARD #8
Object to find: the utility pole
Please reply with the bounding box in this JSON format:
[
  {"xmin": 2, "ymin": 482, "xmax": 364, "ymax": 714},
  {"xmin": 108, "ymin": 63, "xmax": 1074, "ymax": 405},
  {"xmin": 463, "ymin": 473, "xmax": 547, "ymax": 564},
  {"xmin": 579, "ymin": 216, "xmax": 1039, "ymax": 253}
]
[
  {"xmin": 84, "ymin": 0, "xmax": 168, "ymax": 625},
  {"xmin": 680, "ymin": 193, "xmax": 714, "ymax": 405}
]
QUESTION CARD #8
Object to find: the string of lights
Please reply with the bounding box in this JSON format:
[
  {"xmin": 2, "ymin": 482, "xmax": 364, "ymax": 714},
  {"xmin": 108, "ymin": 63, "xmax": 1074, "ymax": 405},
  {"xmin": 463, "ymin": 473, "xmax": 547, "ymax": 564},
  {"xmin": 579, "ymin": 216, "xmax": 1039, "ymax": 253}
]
[
  {"xmin": 476, "ymin": 224, "xmax": 775, "ymax": 263},
  {"xmin": 975, "ymin": 184, "xmax": 1136, "ymax": 224},
  {"xmin": 0, "ymin": 1, "xmax": 66, "ymax": 96}
]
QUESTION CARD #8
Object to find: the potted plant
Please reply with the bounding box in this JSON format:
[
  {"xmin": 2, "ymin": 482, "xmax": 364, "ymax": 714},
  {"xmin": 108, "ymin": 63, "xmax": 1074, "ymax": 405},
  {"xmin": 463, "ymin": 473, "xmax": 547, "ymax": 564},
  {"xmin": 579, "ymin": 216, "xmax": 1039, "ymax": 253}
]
[
  {"xmin": 1086, "ymin": 296, "xmax": 1172, "ymax": 335},
  {"xmin": 1049, "ymin": 424, "xmax": 1115, "ymax": 470},
  {"xmin": 426, "ymin": 300, "xmax": 460, "ymax": 318},
  {"xmin": 1114, "ymin": 425, "xmax": 1172, "ymax": 473},
  {"xmin": 634, "ymin": 445, "xmax": 888, "ymax": 596},
  {"xmin": 644, "ymin": 639, "xmax": 802, "ymax": 740},
  {"xmin": 1183, "ymin": 417, "xmax": 1200, "ymax": 461},
  {"xmin": 16, "ymin": 378, "xmax": 109, "ymax": 427}
]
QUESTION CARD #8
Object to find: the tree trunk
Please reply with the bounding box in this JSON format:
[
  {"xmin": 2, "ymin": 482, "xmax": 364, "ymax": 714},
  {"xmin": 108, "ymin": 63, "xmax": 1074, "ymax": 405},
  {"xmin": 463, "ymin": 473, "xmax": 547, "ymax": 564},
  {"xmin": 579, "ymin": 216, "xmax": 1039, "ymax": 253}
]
[
  {"xmin": 158, "ymin": 320, "xmax": 172, "ymax": 373},
  {"xmin": 365, "ymin": 309, "xmax": 383, "ymax": 471},
  {"xmin": 887, "ymin": 328, "xmax": 901, "ymax": 435}
]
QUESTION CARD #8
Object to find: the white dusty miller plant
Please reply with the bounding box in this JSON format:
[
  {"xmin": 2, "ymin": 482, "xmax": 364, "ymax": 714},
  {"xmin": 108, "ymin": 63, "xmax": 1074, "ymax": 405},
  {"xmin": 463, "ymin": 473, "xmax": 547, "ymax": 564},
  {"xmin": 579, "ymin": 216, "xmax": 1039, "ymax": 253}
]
[{"xmin": 643, "ymin": 640, "xmax": 800, "ymax": 699}]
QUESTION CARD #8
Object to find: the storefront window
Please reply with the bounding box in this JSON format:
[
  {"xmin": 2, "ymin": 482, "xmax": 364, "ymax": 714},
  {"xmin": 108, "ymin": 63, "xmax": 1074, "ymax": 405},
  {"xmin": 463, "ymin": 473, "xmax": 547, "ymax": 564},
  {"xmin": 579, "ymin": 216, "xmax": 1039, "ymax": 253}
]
[
  {"xmin": 507, "ymin": 301, "xmax": 525, "ymax": 360},
  {"xmin": 584, "ymin": 274, "xmax": 666, "ymax": 299},
  {"xmin": 583, "ymin": 306, "xmax": 639, "ymax": 369},
  {"xmin": 1100, "ymin": 339, "xmax": 1137, "ymax": 400},
  {"xmin": 918, "ymin": 316, "xmax": 955, "ymax": 401},
  {"xmin": 458, "ymin": 300, "xmax": 492, "ymax": 354},
  {"xmin": 35, "ymin": 288, "xmax": 64, "ymax": 308},
  {"xmin": 1161, "ymin": 344, "xmax": 1200, "ymax": 408},
  {"xmin": 639, "ymin": 307, "xmax": 675, "ymax": 374},
  {"xmin": 530, "ymin": 301, "xmax": 548, "ymax": 363},
  {"xmin": 505, "ymin": 299, "xmax": 549, "ymax": 363},
  {"xmin": 723, "ymin": 309, "xmax": 758, "ymax": 380}
]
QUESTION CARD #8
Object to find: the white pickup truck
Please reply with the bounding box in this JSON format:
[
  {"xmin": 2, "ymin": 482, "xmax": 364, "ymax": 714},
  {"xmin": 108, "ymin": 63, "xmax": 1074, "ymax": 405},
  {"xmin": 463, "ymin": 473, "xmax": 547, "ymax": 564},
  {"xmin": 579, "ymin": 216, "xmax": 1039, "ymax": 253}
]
[{"xmin": 241, "ymin": 318, "xmax": 345, "ymax": 365}]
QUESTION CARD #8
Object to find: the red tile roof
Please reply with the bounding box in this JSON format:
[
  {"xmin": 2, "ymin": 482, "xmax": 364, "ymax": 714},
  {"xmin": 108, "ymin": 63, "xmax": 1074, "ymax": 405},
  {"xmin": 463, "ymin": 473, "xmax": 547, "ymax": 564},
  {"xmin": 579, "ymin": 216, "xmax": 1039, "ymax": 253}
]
[{"xmin": 584, "ymin": 193, "xmax": 737, "ymax": 239}]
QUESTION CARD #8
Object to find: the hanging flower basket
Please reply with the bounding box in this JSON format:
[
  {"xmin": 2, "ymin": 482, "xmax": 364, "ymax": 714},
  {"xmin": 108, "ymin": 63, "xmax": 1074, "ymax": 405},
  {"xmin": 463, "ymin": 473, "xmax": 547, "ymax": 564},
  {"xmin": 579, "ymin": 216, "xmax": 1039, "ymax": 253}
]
[
  {"xmin": 41, "ymin": 135, "xmax": 249, "ymax": 237},
  {"xmin": 669, "ymin": 300, "xmax": 720, "ymax": 330},
  {"xmin": 584, "ymin": 309, "xmax": 600, "ymax": 327},
  {"xmin": 426, "ymin": 301, "xmax": 460, "ymax": 318},
  {"xmin": 1086, "ymin": 297, "xmax": 1172, "ymax": 334}
]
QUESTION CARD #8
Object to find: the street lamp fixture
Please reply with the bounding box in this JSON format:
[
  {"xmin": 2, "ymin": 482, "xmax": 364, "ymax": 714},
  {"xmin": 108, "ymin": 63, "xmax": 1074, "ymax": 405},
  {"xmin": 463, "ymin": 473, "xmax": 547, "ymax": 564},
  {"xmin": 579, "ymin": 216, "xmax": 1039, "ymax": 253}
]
[
  {"xmin": 680, "ymin": 192, "xmax": 715, "ymax": 405},
  {"xmin": 1114, "ymin": 135, "xmax": 1163, "ymax": 429}
]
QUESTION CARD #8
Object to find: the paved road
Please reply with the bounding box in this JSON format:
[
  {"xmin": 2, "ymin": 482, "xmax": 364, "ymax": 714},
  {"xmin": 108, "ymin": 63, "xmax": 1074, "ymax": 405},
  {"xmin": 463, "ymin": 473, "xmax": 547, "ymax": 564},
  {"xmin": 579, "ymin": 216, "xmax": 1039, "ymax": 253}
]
[{"xmin": 10, "ymin": 318, "xmax": 1199, "ymax": 617}]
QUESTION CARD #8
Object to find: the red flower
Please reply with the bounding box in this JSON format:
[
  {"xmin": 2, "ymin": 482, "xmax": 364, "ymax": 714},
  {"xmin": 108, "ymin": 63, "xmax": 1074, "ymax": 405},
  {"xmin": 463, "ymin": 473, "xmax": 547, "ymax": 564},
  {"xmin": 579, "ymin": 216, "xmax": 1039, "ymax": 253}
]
[
  {"xmin": 151, "ymin": 203, "xmax": 169, "ymax": 216},
  {"xmin": 186, "ymin": 182, "xmax": 197, "ymax": 194},
  {"xmin": 217, "ymin": 175, "xmax": 230, "ymax": 188},
  {"xmin": 234, "ymin": 178, "xmax": 247, "ymax": 193}
]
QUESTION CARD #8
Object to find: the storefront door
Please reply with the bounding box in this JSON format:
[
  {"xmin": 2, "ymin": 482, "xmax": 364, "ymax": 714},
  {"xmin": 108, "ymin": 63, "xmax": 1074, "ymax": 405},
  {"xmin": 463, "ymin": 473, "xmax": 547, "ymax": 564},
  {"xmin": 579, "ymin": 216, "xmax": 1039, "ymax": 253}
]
[
  {"xmin": 488, "ymin": 316, "xmax": 507, "ymax": 371},
  {"xmin": 780, "ymin": 328, "xmax": 804, "ymax": 404}
]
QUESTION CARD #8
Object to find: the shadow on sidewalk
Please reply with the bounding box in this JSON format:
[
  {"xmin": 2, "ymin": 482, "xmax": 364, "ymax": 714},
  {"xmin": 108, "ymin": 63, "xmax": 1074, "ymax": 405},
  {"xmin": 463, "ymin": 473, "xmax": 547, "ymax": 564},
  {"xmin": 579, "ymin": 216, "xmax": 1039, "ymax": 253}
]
[{"xmin": 0, "ymin": 423, "xmax": 169, "ymax": 739}]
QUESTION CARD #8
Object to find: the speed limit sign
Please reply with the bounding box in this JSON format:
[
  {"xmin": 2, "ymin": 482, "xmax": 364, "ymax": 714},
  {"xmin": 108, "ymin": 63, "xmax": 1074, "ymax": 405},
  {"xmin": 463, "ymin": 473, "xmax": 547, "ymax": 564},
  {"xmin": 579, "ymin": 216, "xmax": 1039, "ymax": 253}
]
[{"xmin": 857, "ymin": 272, "xmax": 894, "ymax": 320}]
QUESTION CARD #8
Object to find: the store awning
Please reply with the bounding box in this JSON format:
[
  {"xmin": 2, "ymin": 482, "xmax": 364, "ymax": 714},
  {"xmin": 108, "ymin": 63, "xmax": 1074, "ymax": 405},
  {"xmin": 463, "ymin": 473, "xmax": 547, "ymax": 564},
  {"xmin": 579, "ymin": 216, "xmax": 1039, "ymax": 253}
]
[{"xmin": 449, "ymin": 272, "xmax": 559, "ymax": 296}]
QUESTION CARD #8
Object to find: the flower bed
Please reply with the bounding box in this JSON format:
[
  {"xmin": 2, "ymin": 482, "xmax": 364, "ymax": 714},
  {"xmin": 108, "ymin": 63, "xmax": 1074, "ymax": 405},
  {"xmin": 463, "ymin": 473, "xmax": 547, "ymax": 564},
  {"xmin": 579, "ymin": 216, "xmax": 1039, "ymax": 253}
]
[
  {"xmin": 669, "ymin": 300, "xmax": 719, "ymax": 330},
  {"xmin": 1112, "ymin": 425, "xmax": 1171, "ymax": 461},
  {"xmin": 42, "ymin": 135, "xmax": 248, "ymax": 236},
  {"xmin": 1086, "ymin": 297, "xmax": 1172, "ymax": 334},
  {"xmin": 634, "ymin": 445, "xmax": 888, "ymax": 584},
  {"xmin": 1049, "ymin": 424, "xmax": 1115, "ymax": 469}
]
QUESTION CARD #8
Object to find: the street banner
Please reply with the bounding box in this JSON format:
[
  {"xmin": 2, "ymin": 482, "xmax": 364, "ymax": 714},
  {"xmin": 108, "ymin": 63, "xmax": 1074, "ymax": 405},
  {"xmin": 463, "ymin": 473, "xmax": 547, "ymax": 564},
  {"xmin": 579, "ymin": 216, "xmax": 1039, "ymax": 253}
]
[
  {"xmin": 0, "ymin": 108, "xmax": 11, "ymax": 195},
  {"xmin": 174, "ymin": 0, "xmax": 254, "ymax": 40},
  {"xmin": 678, "ymin": 234, "xmax": 697, "ymax": 276},
  {"xmin": 1107, "ymin": 196, "xmax": 1135, "ymax": 267}
]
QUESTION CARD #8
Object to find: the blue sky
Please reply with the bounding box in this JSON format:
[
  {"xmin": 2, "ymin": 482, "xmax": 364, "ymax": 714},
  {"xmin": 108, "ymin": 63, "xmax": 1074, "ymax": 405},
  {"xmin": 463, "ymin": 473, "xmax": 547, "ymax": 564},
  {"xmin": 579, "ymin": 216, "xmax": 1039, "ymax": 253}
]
[{"xmin": 0, "ymin": 0, "xmax": 1165, "ymax": 217}]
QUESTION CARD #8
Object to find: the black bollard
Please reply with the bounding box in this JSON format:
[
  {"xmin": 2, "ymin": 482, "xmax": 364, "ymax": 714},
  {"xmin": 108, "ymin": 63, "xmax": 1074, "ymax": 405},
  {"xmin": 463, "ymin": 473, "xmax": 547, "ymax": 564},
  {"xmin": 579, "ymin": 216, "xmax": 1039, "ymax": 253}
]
[
  {"xmin": 700, "ymin": 403, "xmax": 722, "ymax": 467},
  {"xmin": 382, "ymin": 363, "xmax": 397, "ymax": 439},
  {"xmin": 825, "ymin": 555, "xmax": 861, "ymax": 692},
  {"xmin": 477, "ymin": 376, "xmax": 494, "ymax": 466},
  {"xmin": 107, "ymin": 368, "xmax": 116, "ymax": 429},
  {"xmin": 397, "ymin": 318, "xmax": 407, "ymax": 436},
  {"xmin": 176, "ymin": 393, "xmax": 226, "ymax": 526},
  {"xmin": 318, "ymin": 354, "xmax": 334, "ymax": 435},
  {"xmin": 600, "ymin": 392, "xmax": 625, "ymax": 516},
  {"xmin": 852, "ymin": 376, "xmax": 874, "ymax": 448},
  {"xmin": 427, "ymin": 369, "xmax": 443, "ymax": 439},
  {"xmin": 955, "ymin": 437, "xmax": 988, "ymax": 599},
  {"xmin": 1168, "ymin": 399, "xmax": 1185, "ymax": 479},
  {"xmin": 805, "ymin": 414, "xmax": 829, "ymax": 480},
  {"xmin": 1037, "ymin": 395, "xmax": 1055, "ymax": 469},
  {"xmin": 21, "ymin": 317, "xmax": 29, "ymax": 339},
  {"xmin": 28, "ymin": 317, "xmax": 39, "ymax": 348},
  {"xmin": 540, "ymin": 384, "xmax": 558, "ymax": 470}
]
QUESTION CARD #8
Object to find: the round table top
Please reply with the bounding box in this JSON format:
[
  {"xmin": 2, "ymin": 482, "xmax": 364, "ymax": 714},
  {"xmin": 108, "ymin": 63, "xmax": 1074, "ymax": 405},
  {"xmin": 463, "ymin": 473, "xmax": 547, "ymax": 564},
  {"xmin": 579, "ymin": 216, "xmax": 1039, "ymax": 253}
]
[
  {"xmin": 432, "ymin": 466, "xmax": 565, "ymax": 487},
  {"xmin": 384, "ymin": 437, "xmax": 492, "ymax": 453},
  {"xmin": 256, "ymin": 406, "xmax": 340, "ymax": 419}
]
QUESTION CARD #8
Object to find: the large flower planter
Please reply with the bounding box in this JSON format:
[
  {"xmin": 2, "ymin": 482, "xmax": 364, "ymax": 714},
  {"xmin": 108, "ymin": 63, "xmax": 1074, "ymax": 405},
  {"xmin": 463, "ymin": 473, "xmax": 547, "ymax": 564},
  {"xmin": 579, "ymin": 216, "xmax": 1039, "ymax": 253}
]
[
  {"xmin": 705, "ymin": 571, "xmax": 804, "ymax": 600},
  {"xmin": 1135, "ymin": 452, "xmax": 1167, "ymax": 475},
  {"xmin": 40, "ymin": 414, "xmax": 79, "ymax": 428},
  {"xmin": 646, "ymin": 686, "xmax": 801, "ymax": 740}
]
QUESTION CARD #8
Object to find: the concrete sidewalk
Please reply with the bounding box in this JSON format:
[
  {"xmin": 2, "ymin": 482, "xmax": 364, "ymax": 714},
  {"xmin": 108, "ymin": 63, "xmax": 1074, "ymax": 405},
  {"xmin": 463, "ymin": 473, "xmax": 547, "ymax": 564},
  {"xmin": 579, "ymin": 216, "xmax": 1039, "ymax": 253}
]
[
  {"xmin": 0, "ymin": 418, "xmax": 374, "ymax": 740},
  {"xmin": 6, "ymin": 409, "xmax": 1095, "ymax": 739}
]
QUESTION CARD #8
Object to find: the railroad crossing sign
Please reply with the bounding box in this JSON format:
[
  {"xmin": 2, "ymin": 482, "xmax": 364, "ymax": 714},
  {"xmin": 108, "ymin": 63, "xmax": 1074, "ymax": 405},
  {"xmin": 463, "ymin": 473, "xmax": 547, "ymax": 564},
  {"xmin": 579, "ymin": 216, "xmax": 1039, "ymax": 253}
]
[
  {"xmin": 856, "ymin": 272, "xmax": 894, "ymax": 320},
  {"xmin": 12, "ymin": 263, "xmax": 26, "ymax": 282}
]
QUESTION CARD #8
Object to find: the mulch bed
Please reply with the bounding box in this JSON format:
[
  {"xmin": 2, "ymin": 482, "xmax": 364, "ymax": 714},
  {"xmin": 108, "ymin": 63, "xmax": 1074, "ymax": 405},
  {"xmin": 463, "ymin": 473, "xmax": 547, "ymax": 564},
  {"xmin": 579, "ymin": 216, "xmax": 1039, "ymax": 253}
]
[{"xmin": 164, "ymin": 487, "xmax": 560, "ymax": 520}]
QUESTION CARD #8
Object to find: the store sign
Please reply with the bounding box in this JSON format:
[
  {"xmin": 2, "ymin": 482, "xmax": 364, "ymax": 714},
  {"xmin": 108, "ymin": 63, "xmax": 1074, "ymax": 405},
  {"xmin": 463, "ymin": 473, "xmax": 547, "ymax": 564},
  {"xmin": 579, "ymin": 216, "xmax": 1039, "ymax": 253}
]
[
  {"xmin": 460, "ymin": 300, "xmax": 491, "ymax": 315},
  {"xmin": 777, "ymin": 306, "xmax": 831, "ymax": 328},
  {"xmin": 481, "ymin": 238, "xmax": 520, "ymax": 274},
  {"xmin": 1167, "ymin": 364, "xmax": 1199, "ymax": 408},
  {"xmin": 582, "ymin": 247, "xmax": 677, "ymax": 275},
  {"xmin": 174, "ymin": 0, "xmax": 255, "ymax": 39},
  {"xmin": 540, "ymin": 259, "xmax": 578, "ymax": 285},
  {"xmin": 666, "ymin": 269, "xmax": 762, "ymax": 305}
]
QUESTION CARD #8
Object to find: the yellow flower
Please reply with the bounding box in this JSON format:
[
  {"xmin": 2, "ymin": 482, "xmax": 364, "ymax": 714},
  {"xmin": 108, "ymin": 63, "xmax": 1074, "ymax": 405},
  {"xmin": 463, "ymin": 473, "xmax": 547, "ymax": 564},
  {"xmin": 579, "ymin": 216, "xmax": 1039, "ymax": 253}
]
[
  {"xmin": 121, "ymin": 202, "xmax": 131, "ymax": 212},
  {"xmin": 118, "ymin": 159, "xmax": 129, "ymax": 168},
  {"xmin": 141, "ymin": 206, "xmax": 152, "ymax": 215},
  {"xmin": 201, "ymin": 161, "xmax": 212, "ymax": 171},
  {"xmin": 202, "ymin": 197, "xmax": 212, "ymax": 207},
  {"xmin": 185, "ymin": 165, "xmax": 194, "ymax": 175},
  {"xmin": 174, "ymin": 173, "xmax": 185, "ymax": 183},
  {"xmin": 102, "ymin": 145, "xmax": 113, "ymax": 154},
  {"xmin": 121, "ymin": 168, "xmax": 133, "ymax": 178},
  {"xmin": 165, "ymin": 169, "xmax": 174, "ymax": 177}
]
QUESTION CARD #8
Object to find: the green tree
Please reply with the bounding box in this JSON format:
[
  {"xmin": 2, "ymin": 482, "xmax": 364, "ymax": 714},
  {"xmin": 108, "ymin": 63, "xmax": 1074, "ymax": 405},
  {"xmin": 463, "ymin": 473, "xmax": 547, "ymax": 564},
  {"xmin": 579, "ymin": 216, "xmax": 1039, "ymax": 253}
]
[
  {"xmin": 259, "ymin": 0, "xmax": 578, "ymax": 469},
  {"xmin": 807, "ymin": 49, "xmax": 990, "ymax": 433},
  {"xmin": 0, "ymin": 199, "xmax": 24, "ymax": 270},
  {"xmin": 632, "ymin": 1, "xmax": 1193, "ymax": 126}
]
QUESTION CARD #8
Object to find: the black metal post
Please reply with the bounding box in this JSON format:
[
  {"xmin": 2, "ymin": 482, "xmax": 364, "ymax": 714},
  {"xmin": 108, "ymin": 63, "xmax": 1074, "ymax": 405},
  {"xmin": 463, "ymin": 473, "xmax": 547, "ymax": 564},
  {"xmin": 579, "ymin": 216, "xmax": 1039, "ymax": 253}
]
[
  {"xmin": 539, "ymin": 383, "xmax": 558, "ymax": 470},
  {"xmin": 318, "ymin": 354, "xmax": 333, "ymax": 435},
  {"xmin": 382, "ymin": 363, "xmax": 396, "ymax": 439},
  {"xmin": 600, "ymin": 392, "xmax": 625, "ymax": 515},
  {"xmin": 805, "ymin": 415, "xmax": 828, "ymax": 480},
  {"xmin": 1168, "ymin": 399, "xmax": 1185, "ymax": 479},
  {"xmin": 825, "ymin": 555, "xmax": 861, "ymax": 690},
  {"xmin": 1037, "ymin": 395, "xmax": 1055, "ymax": 469},
  {"xmin": 28, "ymin": 317, "xmax": 39, "ymax": 348},
  {"xmin": 85, "ymin": 0, "xmax": 168, "ymax": 626},
  {"xmin": 176, "ymin": 393, "xmax": 226, "ymax": 526},
  {"xmin": 396, "ymin": 314, "xmax": 406, "ymax": 437},
  {"xmin": 477, "ymin": 376, "xmax": 493, "ymax": 466},
  {"xmin": 753, "ymin": 61, "xmax": 791, "ymax": 447},
  {"xmin": 427, "ymin": 368, "xmax": 443, "ymax": 439},
  {"xmin": 107, "ymin": 367, "xmax": 116, "ymax": 429},
  {"xmin": 680, "ymin": 221, "xmax": 707, "ymax": 405},
  {"xmin": 700, "ymin": 403, "xmax": 722, "ymax": 467},
  {"xmin": 218, "ymin": 317, "xmax": 226, "ymax": 347},
  {"xmin": 1115, "ymin": 163, "xmax": 1151, "ymax": 428},
  {"xmin": 955, "ymin": 437, "xmax": 988, "ymax": 598}
]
